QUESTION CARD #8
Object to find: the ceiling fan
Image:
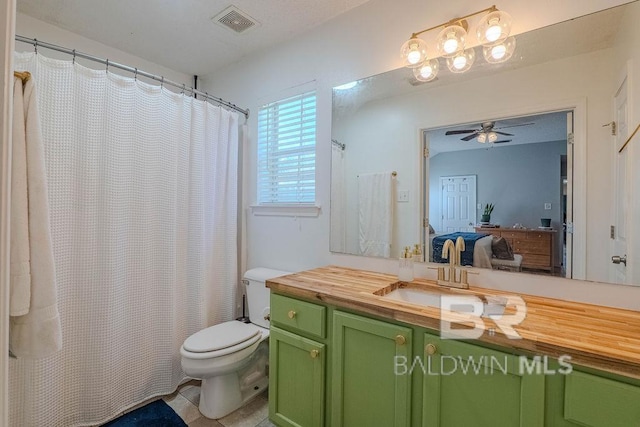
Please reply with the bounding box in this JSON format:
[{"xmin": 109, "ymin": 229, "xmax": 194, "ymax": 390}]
[{"xmin": 445, "ymin": 121, "xmax": 534, "ymax": 144}]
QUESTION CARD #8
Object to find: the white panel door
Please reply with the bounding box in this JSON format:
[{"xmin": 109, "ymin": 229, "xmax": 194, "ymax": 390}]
[
  {"xmin": 610, "ymin": 75, "xmax": 629, "ymax": 285},
  {"xmin": 565, "ymin": 111, "xmax": 574, "ymax": 278},
  {"xmin": 440, "ymin": 175, "xmax": 476, "ymax": 232}
]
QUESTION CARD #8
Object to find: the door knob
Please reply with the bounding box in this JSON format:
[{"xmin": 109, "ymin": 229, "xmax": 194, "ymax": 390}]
[{"xmin": 611, "ymin": 255, "xmax": 627, "ymax": 266}]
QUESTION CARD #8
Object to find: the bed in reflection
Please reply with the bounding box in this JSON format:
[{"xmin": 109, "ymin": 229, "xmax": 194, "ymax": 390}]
[{"xmin": 429, "ymin": 232, "xmax": 494, "ymax": 269}]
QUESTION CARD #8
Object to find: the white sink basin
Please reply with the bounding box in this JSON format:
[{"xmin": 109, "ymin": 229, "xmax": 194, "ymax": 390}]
[
  {"xmin": 381, "ymin": 288, "xmax": 441, "ymax": 308},
  {"xmin": 380, "ymin": 286, "xmax": 507, "ymax": 317}
]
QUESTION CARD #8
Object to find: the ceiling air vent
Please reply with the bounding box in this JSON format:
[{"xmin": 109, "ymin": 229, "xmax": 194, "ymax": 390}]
[{"xmin": 212, "ymin": 6, "xmax": 260, "ymax": 34}]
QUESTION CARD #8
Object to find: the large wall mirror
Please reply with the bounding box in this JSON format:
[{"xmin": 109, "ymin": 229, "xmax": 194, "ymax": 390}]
[{"xmin": 330, "ymin": 1, "xmax": 639, "ymax": 286}]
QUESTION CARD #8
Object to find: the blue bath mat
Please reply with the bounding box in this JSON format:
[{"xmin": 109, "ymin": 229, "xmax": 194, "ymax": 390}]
[{"xmin": 103, "ymin": 399, "xmax": 187, "ymax": 427}]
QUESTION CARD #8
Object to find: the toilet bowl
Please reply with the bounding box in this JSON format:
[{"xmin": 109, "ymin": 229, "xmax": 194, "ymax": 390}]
[{"xmin": 180, "ymin": 268, "xmax": 291, "ymax": 419}]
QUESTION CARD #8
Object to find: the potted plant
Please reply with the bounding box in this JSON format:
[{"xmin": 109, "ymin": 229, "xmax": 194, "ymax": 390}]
[{"xmin": 481, "ymin": 203, "xmax": 494, "ymax": 223}]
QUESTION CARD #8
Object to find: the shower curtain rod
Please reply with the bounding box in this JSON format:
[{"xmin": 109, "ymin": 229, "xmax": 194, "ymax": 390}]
[{"xmin": 15, "ymin": 35, "xmax": 250, "ymax": 119}]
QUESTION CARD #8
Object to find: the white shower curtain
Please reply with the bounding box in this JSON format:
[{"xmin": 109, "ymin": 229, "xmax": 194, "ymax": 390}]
[{"xmin": 9, "ymin": 52, "xmax": 239, "ymax": 426}]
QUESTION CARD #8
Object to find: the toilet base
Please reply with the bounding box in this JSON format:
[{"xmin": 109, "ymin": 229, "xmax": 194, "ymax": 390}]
[{"xmin": 198, "ymin": 341, "xmax": 269, "ymax": 419}]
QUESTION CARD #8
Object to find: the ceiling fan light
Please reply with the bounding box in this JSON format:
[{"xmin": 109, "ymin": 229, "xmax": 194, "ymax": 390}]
[
  {"xmin": 477, "ymin": 133, "xmax": 487, "ymax": 143},
  {"xmin": 446, "ymin": 48, "xmax": 475, "ymax": 73},
  {"xmin": 436, "ymin": 24, "xmax": 467, "ymax": 58},
  {"xmin": 487, "ymin": 131, "xmax": 498, "ymax": 143},
  {"xmin": 401, "ymin": 37, "xmax": 429, "ymax": 68},
  {"xmin": 413, "ymin": 58, "xmax": 440, "ymax": 82},
  {"xmin": 477, "ymin": 10, "xmax": 512, "ymax": 46},
  {"xmin": 483, "ymin": 37, "xmax": 516, "ymax": 63}
]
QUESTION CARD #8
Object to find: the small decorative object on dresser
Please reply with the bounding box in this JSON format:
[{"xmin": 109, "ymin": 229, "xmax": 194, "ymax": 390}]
[{"xmin": 481, "ymin": 203, "xmax": 494, "ymax": 223}]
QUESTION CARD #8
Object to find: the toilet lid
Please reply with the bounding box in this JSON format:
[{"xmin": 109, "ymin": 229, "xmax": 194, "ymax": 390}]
[{"xmin": 183, "ymin": 321, "xmax": 262, "ymax": 353}]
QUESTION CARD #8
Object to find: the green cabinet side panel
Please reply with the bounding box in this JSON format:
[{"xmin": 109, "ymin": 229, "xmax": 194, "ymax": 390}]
[
  {"xmin": 422, "ymin": 333, "xmax": 545, "ymax": 427},
  {"xmin": 563, "ymin": 371, "xmax": 640, "ymax": 427},
  {"xmin": 269, "ymin": 327, "xmax": 325, "ymax": 427},
  {"xmin": 332, "ymin": 311, "xmax": 413, "ymax": 427}
]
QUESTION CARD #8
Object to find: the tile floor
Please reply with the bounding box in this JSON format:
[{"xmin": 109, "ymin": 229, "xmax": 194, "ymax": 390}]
[{"xmin": 162, "ymin": 380, "xmax": 275, "ymax": 427}]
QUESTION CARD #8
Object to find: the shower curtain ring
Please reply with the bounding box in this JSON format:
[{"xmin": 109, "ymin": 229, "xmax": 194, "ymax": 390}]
[
  {"xmin": 106, "ymin": 59, "xmax": 109, "ymax": 73},
  {"xmin": 34, "ymin": 39, "xmax": 38, "ymax": 54},
  {"xmin": 134, "ymin": 68, "xmax": 138, "ymax": 80},
  {"xmin": 161, "ymin": 76, "xmax": 164, "ymax": 88},
  {"xmin": 72, "ymin": 49, "xmax": 76, "ymax": 64},
  {"xmin": 182, "ymin": 84, "xmax": 186, "ymax": 94}
]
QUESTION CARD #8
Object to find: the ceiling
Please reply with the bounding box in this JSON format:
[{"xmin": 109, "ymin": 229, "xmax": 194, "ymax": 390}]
[
  {"xmin": 428, "ymin": 111, "xmax": 569, "ymax": 156},
  {"xmin": 16, "ymin": 0, "xmax": 372, "ymax": 76}
]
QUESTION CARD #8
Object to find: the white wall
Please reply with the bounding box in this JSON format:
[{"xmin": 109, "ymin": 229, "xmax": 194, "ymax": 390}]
[{"xmin": 15, "ymin": 13, "xmax": 190, "ymax": 86}]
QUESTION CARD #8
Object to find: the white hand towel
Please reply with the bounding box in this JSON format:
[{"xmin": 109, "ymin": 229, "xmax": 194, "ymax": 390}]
[
  {"xmin": 9, "ymin": 75, "xmax": 62, "ymax": 358},
  {"xmin": 358, "ymin": 172, "xmax": 394, "ymax": 257}
]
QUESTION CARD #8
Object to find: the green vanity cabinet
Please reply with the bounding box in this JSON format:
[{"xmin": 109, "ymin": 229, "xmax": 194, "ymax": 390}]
[
  {"xmin": 421, "ymin": 333, "xmax": 545, "ymax": 427},
  {"xmin": 331, "ymin": 311, "xmax": 413, "ymax": 427},
  {"xmin": 269, "ymin": 326, "xmax": 326, "ymax": 427},
  {"xmin": 544, "ymin": 367, "xmax": 640, "ymax": 427}
]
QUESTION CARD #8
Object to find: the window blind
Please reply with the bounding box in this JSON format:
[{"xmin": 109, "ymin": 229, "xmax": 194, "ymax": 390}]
[{"xmin": 257, "ymin": 91, "xmax": 316, "ymax": 204}]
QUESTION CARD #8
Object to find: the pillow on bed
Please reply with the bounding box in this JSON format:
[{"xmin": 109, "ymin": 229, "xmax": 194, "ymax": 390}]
[{"xmin": 492, "ymin": 237, "xmax": 514, "ymax": 260}]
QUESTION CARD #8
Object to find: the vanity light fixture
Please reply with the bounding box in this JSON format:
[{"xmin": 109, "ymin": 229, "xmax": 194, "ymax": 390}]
[{"xmin": 400, "ymin": 5, "xmax": 515, "ymax": 80}]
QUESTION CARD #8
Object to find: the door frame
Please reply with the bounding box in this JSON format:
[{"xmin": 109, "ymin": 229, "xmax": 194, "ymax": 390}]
[{"xmin": 1, "ymin": 0, "xmax": 16, "ymax": 425}]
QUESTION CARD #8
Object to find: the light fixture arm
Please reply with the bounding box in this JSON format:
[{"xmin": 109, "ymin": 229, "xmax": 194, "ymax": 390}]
[{"xmin": 410, "ymin": 5, "xmax": 498, "ymax": 38}]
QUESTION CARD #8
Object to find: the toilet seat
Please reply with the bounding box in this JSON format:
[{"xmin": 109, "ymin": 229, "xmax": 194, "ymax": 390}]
[{"xmin": 181, "ymin": 321, "xmax": 264, "ymax": 359}]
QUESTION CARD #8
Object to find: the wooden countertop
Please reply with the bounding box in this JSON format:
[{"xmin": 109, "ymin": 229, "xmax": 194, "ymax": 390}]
[{"xmin": 267, "ymin": 266, "xmax": 640, "ymax": 379}]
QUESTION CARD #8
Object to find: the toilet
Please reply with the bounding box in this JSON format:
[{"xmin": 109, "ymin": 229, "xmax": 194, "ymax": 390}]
[{"xmin": 180, "ymin": 267, "xmax": 291, "ymax": 419}]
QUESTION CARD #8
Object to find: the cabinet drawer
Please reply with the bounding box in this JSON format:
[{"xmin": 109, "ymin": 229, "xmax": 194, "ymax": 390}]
[
  {"xmin": 564, "ymin": 371, "xmax": 640, "ymax": 427},
  {"xmin": 500, "ymin": 231, "xmax": 522, "ymax": 239},
  {"xmin": 527, "ymin": 231, "xmax": 552, "ymax": 241},
  {"xmin": 513, "ymin": 240, "xmax": 551, "ymax": 254},
  {"xmin": 522, "ymin": 254, "xmax": 551, "ymax": 268},
  {"xmin": 271, "ymin": 294, "xmax": 326, "ymax": 339}
]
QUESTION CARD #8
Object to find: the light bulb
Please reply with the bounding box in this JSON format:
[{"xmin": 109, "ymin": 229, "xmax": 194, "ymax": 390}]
[
  {"xmin": 453, "ymin": 55, "xmax": 467, "ymax": 70},
  {"xmin": 488, "ymin": 132, "xmax": 498, "ymax": 143},
  {"xmin": 413, "ymin": 59, "xmax": 439, "ymax": 82},
  {"xmin": 407, "ymin": 48, "xmax": 422, "ymax": 65},
  {"xmin": 491, "ymin": 44, "xmax": 507, "ymax": 60},
  {"xmin": 443, "ymin": 36, "xmax": 459, "ymax": 55},
  {"xmin": 483, "ymin": 37, "xmax": 516, "ymax": 64},
  {"xmin": 485, "ymin": 18, "xmax": 502, "ymax": 43},
  {"xmin": 477, "ymin": 133, "xmax": 487, "ymax": 143},
  {"xmin": 400, "ymin": 37, "xmax": 428, "ymax": 68}
]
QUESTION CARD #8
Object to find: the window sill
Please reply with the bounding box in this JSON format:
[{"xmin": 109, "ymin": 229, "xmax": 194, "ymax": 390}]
[{"xmin": 250, "ymin": 204, "xmax": 321, "ymax": 217}]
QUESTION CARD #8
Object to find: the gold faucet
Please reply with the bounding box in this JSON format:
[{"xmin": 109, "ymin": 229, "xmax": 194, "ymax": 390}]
[{"xmin": 437, "ymin": 237, "xmax": 470, "ymax": 289}]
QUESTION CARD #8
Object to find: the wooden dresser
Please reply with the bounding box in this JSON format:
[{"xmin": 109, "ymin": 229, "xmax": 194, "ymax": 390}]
[{"xmin": 475, "ymin": 227, "xmax": 557, "ymax": 272}]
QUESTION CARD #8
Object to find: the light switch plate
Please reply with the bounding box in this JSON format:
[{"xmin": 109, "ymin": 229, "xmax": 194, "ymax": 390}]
[
  {"xmin": 544, "ymin": 203, "xmax": 552, "ymax": 210},
  {"xmin": 397, "ymin": 190, "xmax": 409, "ymax": 202}
]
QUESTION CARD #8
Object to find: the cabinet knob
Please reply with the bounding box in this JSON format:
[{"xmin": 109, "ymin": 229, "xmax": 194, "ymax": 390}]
[
  {"xmin": 288, "ymin": 310, "xmax": 297, "ymax": 319},
  {"xmin": 395, "ymin": 335, "xmax": 406, "ymax": 346},
  {"xmin": 263, "ymin": 314, "xmax": 271, "ymax": 321},
  {"xmin": 310, "ymin": 349, "xmax": 319, "ymax": 358},
  {"xmin": 425, "ymin": 343, "xmax": 437, "ymax": 355}
]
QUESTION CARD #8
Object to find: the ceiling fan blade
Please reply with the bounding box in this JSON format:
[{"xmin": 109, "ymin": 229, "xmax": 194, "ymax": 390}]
[
  {"xmin": 445, "ymin": 129, "xmax": 477, "ymax": 135},
  {"xmin": 495, "ymin": 131, "xmax": 513, "ymax": 136},
  {"xmin": 461, "ymin": 132, "xmax": 479, "ymax": 141},
  {"xmin": 493, "ymin": 140, "xmax": 512, "ymax": 144},
  {"xmin": 495, "ymin": 122, "xmax": 535, "ymax": 130}
]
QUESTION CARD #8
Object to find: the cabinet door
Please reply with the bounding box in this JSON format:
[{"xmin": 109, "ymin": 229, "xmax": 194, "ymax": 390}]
[
  {"xmin": 269, "ymin": 327, "xmax": 325, "ymax": 427},
  {"xmin": 422, "ymin": 333, "xmax": 544, "ymax": 427},
  {"xmin": 332, "ymin": 311, "xmax": 412, "ymax": 427}
]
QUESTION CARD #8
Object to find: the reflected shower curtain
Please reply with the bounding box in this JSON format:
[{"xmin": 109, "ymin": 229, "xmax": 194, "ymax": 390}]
[{"xmin": 9, "ymin": 52, "xmax": 239, "ymax": 426}]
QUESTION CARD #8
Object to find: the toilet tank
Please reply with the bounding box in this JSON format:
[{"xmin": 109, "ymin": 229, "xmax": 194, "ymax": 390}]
[{"xmin": 243, "ymin": 268, "xmax": 292, "ymax": 328}]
